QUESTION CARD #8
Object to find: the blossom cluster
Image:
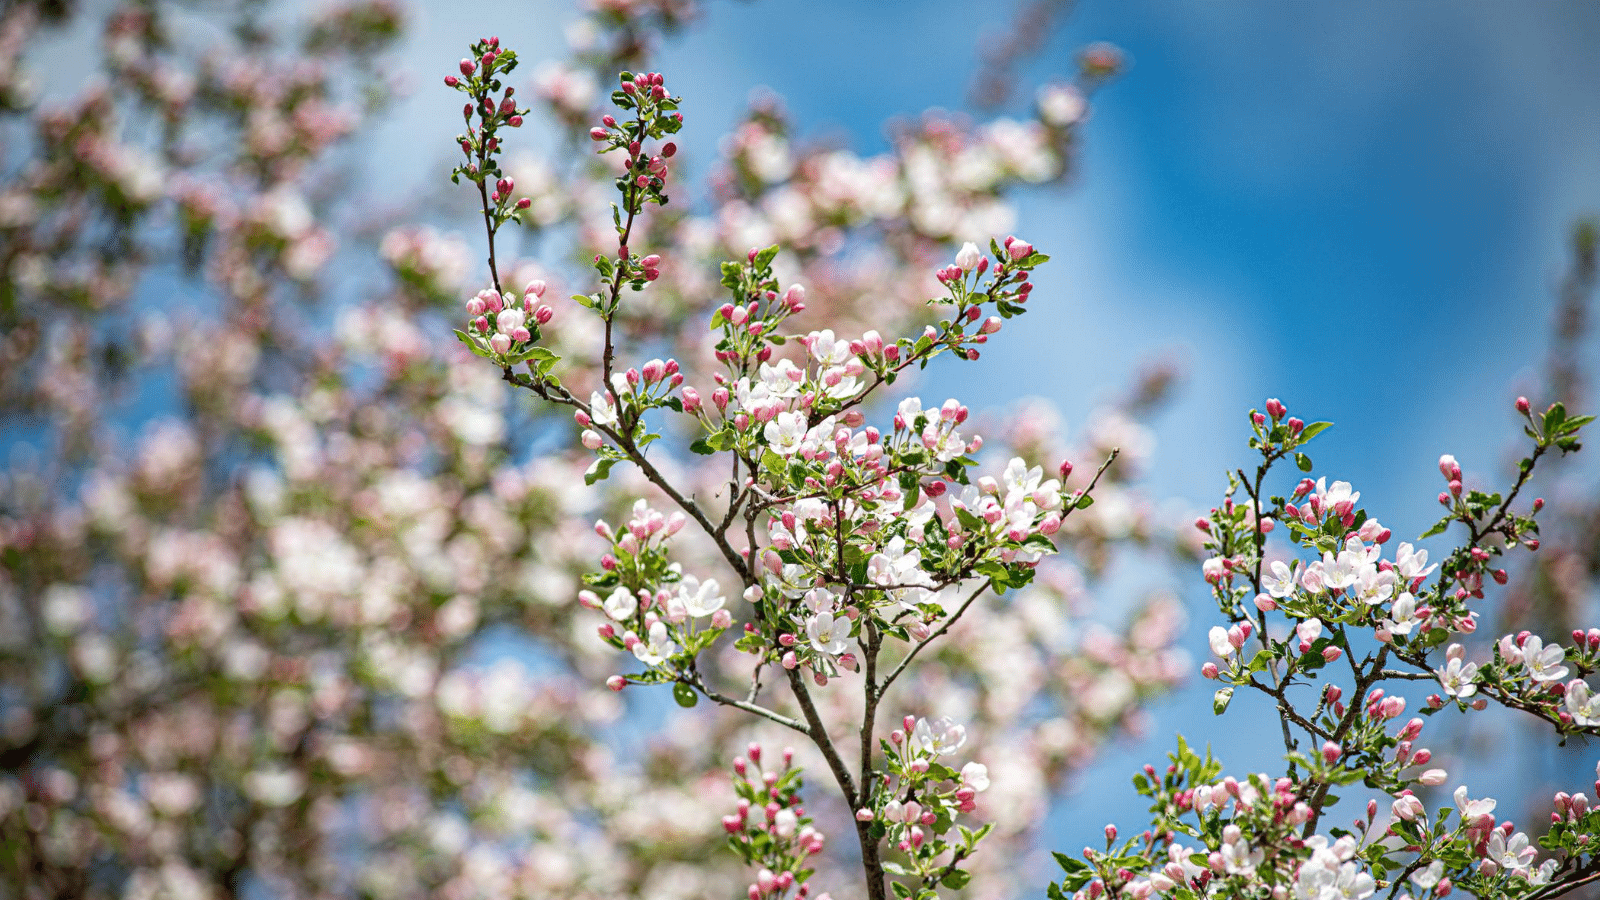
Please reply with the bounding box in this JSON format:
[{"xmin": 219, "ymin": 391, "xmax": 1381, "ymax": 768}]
[
  {"xmin": 1050, "ymin": 398, "xmax": 1600, "ymax": 900},
  {"xmin": 440, "ymin": 33, "xmax": 1167, "ymax": 900}
]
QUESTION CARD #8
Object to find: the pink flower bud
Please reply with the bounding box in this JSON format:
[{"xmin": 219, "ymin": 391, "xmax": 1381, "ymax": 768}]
[
  {"xmin": 1321, "ymin": 741, "xmax": 1341, "ymax": 765},
  {"xmin": 1516, "ymin": 396, "xmax": 1531, "ymax": 413},
  {"xmin": 590, "ymin": 127, "xmax": 609, "ymax": 141},
  {"xmin": 1007, "ymin": 238, "xmax": 1033, "ymax": 261},
  {"xmin": 606, "ymin": 675, "xmax": 625, "ymax": 691}
]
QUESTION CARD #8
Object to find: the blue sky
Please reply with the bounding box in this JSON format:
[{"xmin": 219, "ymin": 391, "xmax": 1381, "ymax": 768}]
[{"xmin": 373, "ymin": 0, "xmax": 1600, "ymax": 527}]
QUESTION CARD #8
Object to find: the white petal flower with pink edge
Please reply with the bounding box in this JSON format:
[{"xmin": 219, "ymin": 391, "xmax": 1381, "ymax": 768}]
[
  {"xmin": 1208, "ymin": 626, "xmax": 1235, "ymax": 659},
  {"xmin": 1264, "ymin": 559, "xmax": 1297, "ymax": 598},
  {"xmin": 676, "ymin": 575, "xmax": 724, "ymax": 619},
  {"xmin": 806, "ymin": 611, "xmax": 850, "ymax": 657},
  {"xmin": 631, "ymin": 620, "xmax": 678, "ymax": 666},
  {"xmin": 1437, "ymin": 657, "xmax": 1479, "ymax": 699},
  {"xmin": 602, "ymin": 587, "xmax": 636, "ymax": 621},
  {"xmin": 1522, "ymin": 635, "xmax": 1569, "ymax": 683}
]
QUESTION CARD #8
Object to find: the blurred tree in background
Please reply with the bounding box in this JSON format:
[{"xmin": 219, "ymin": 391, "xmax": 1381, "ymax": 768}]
[{"xmin": 0, "ymin": 1, "xmax": 1193, "ymax": 897}]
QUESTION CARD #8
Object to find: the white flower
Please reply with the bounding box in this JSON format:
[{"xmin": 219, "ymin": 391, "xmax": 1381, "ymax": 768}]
[
  {"xmin": 1383, "ymin": 593, "xmax": 1422, "ymax": 636},
  {"xmin": 632, "ymin": 620, "xmax": 678, "ymax": 666},
  {"xmin": 1394, "ymin": 543, "xmax": 1436, "ymax": 581},
  {"xmin": 896, "ymin": 396, "xmax": 926, "ymax": 429},
  {"xmin": 802, "ymin": 587, "xmax": 838, "ymax": 614},
  {"xmin": 1566, "ymin": 679, "xmax": 1600, "ymax": 726},
  {"xmin": 1317, "ymin": 478, "xmax": 1360, "ymax": 510},
  {"xmin": 589, "ymin": 390, "xmax": 618, "ymax": 427},
  {"xmin": 1522, "ymin": 635, "xmax": 1569, "ymax": 683},
  {"xmin": 1486, "ymin": 829, "xmax": 1536, "ymax": 871},
  {"xmin": 1437, "ymin": 657, "xmax": 1479, "ymax": 699},
  {"xmin": 1529, "ymin": 859, "xmax": 1560, "ymax": 886},
  {"xmin": 1453, "ymin": 785, "xmax": 1497, "ymax": 821},
  {"xmin": 1410, "ymin": 861, "xmax": 1443, "ymax": 890},
  {"xmin": 960, "ymin": 762, "xmax": 989, "ymax": 791},
  {"xmin": 1037, "ymin": 83, "xmax": 1087, "ymax": 127},
  {"xmin": 1353, "ymin": 565, "xmax": 1397, "ymax": 606},
  {"xmin": 1208, "ymin": 626, "xmax": 1236, "ymax": 659},
  {"xmin": 805, "ymin": 329, "xmax": 851, "ymax": 366},
  {"xmin": 1320, "ymin": 549, "xmax": 1362, "ymax": 591},
  {"xmin": 764, "ymin": 411, "xmax": 807, "ymax": 456},
  {"xmin": 806, "ymin": 611, "xmax": 851, "ymax": 657},
  {"xmin": 866, "ymin": 537, "xmax": 934, "ymax": 615},
  {"xmin": 757, "ymin": 359, "xmax": 804, "ymax": 398},
  {"xmin": 1220, "ymin": 838, "xmax": 1262, "ymax": 876},
  {"xmin": 1264, "ymin": 560, "xmax": 1297, "ymax": 598},
  {"xmin": 909, "ymin": 716, "xmax": 966, "ymax": 757},
  {"xmin": 602, "ymin": 587, "xmax": 637, "ymax": 621},
  {"xmin": 676, "ymin": 575, "xmax": 725, "ymax": 619},
  {"xmin": 922, "ymin": 422, "xmax": 965, "ymax": 463}
]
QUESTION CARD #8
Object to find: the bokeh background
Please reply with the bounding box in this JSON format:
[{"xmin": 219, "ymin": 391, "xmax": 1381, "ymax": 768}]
[{"xmin": 8, "ymin": 0, "xmax": 1600, "ymax": 896}]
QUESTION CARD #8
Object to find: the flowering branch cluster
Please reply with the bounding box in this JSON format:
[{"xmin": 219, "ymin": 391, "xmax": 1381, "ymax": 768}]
[
  {"xmin": 446, "ymin": 35, "xmax": 531, "ymax": 294},
  {"xmin": 724, "ymin": 743, "xmax": 828, "ymax": 900},
  {"xmin": 1050, "ymin": 397, "xmax": 1600, "ymax": 899},
  {"xmin": 446, "ymin": 40, "xmax": 1118, "ymax": 900}
]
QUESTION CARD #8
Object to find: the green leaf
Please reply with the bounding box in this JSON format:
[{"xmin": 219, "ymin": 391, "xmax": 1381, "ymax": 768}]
[
  {"xmin": 941, "ymin": 869, "xmax": 972, "ymax": 890},
  {"xmin": 1544, "ymin": 402, "xmax": 1568, "ymax": 437},
  {"xmin": 1419, "ymin": 516, "xmax": 1452, "ymax": 539},
  {"xmin": 1213, "ymin": 686, "xmax": 1234, "ymax": 715},
  {"xmin": 1052, "ymin": 853, "xmax": 1090, "ymax": 875},
  {"xmin": 1075, "ymin": 494, "xmax": 1095, "ymax": 509},
  {"xmin": 689, "ymin": 438, "xmax": 716, "ymax": 455},
  {"xmin": 453, "ymin": 329, "xmax": 494, "ymax": 360},
  {"xmin": 584, "ymin": 458, "xmax": 616, "ymax": 486},
  {"xmin": 672, "ymin": 682, "xmax": 698, "ymax": 708},
  {"xmin": 1295, "ymin": 452, "xmax": 1313, "ymax": 472},
  {"xmin": 1299, "ymin": 421, "xmax": 1333, "ymax": 442}
]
